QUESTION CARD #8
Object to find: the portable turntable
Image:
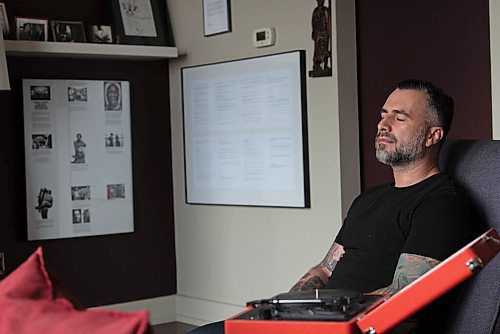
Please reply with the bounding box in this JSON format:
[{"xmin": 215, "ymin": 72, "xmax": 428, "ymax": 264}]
[{"xmin": 225, "ymin": 228, "xmax": 500, "ymax": 334}]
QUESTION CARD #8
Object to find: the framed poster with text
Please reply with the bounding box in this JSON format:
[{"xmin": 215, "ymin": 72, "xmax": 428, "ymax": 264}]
[{"xmin": 23, "ymin": 79, "xmax": 134, "ymax": 240}]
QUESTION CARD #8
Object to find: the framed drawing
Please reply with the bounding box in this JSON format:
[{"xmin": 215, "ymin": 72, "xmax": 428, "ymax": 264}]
[
  {"xmin": 203, "ymin": 0, "xmax": 231, "ymax": 36},
  {"xmin": 51, "ymin": 20, "xmax": 86, "ymax": 43},
  {"xmin": 111, "ymin": 0, "xmax": 171, "ymax": 46},
  {"xmin": 0, "ymin": 3, "xmax": 9, "ymax": 34},
  {"xmin": 86, "ymin": 24, "xmax": 114, "ymax": 44},
  {"xmin": 15, "ymin": 17, "xmax": 48, "ymax": 41}
]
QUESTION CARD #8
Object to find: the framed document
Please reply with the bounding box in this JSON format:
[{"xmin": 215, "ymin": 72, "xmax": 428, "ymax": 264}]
[
  {"xmin": 203, "ymin": 0, "xmax": 231, "ymax": 36},
  {"xmin": 181, "ymin": 51, "xmax": 310, "ymax": 208}
]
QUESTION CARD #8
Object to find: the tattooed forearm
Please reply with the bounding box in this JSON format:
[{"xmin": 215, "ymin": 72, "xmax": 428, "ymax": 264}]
[
  {"xmin": 320, "ymin": 242, "xmax": 345, "ymax": 273},
  {"xmin": 290, "ymin": 274, "xmax": 325, "ymax": 292},
  {"xmin": 289, "ymin": 242, "xmax": 345, "ymax": 292},
  {"xmin": 373, "ymin": 253, "xmax": 440, "ymax": 296}
]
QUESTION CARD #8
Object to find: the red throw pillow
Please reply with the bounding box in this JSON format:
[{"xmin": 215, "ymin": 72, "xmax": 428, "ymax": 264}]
[
  {"xmin": 0, "ymin": 247, "xmax": 52, "ymax": 300},
  {"xmin": 0, "ymin": 247, "xmax": 150, "ymax": 334}
]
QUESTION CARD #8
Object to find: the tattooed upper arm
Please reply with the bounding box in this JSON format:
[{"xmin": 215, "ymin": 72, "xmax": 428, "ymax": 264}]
[{"xmin": 373, "ymin": 253, "xmax": 440, "ymax": 296}]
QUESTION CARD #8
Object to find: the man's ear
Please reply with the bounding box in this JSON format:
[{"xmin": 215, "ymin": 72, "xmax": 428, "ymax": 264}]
[{"xmin": 426, "ymin": 126, "xmax": 444, "ymax": 147}]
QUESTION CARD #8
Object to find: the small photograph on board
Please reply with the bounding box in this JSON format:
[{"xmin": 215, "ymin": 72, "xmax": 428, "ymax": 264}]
[
  {"xmin": 107, "ymin": 183, "xmax": 125, "ymax": 199},
  {"xmin": 105, "ymin": 132, "xmax": 124, "ymax": 148},
  {"xmin": 32, "ymin": 134, "xmax": 52, "ymax": 149},
  {"xmin": 87, "ymin": 24, "xmax": 113, "ymax": 43},
  {"xmin": 15, "ymin": 17, "xmax": 48, "ymax": 41},
  {"xmin": 71, "ymin": 133, "xmax": 87, "ymax": 164},
  {"xmin": 68, "ymin": 86, "xmax": 88, "ymax": 102},
  {"xmin": 0, "ymin": 3, "xmax": 10, "ymax": 34},
  {"xmin": 51, "ymin": 20, "xmax": 86, "ymax": 42},
  {"xmin": 30, "ymin": 85, "xmax": 51, "ymax": 100},
  {"xmin": 72, "ymin": 209, "xmax": 82, "ymax": 224},
  {"xmin": 71, "ymin": 185, "xmax": 91, "ymax": 201},
  {"xmin": 82, "ymin": 208, "xmax": 91, "ymax": 223},
  {"xmin": 104, "ymin": 81, "xmax": 122, "ymax": 111},
  {"xmin": 35, "ymin": 188, "xmax": 53, "ymax": 220}
]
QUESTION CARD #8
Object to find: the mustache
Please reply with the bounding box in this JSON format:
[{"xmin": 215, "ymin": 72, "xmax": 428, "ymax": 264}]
[{"xmin": 376, "ymin": 132, "xmax": 396, "ymax": 143}]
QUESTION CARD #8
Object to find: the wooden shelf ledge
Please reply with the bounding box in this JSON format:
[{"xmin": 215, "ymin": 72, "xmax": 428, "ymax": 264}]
[{"xmin": 4, "ymin": 40, "xmax": 178, "ymax": 60}]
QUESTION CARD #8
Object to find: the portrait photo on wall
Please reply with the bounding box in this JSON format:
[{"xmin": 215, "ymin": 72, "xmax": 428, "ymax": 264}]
[
  {"xmin": 87, "ymin": 24, "xmax": 114, "ymax": 43},
  {"xmin": 15, "ymin": 17, "xmax": 47, "ymax": 41},
  {"xmin": 0, "ymin": 3, "xmax": 10, "ymax": 34},
  {"xmin": 51, "ymin": 20, "xmax": 86, "ymax": 43},
  {"xmin": 104, "ymin": 81, "xmax": 122, "ymax": 111},
  {"xmin": 72, "ymin": 208, "xmax": 82, "ymax": 224}
]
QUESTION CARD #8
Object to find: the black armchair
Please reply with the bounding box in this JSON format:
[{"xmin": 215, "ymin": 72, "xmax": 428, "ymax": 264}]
[{"xmin": 439, "ymin": 139, "xmax": 500, "ymax": 334}]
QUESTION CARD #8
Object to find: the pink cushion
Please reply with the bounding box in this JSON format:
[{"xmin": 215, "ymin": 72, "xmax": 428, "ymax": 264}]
[
  {"xmin": 0, "ymin": 247, "xmax": 53, "ymax": 300},
  {"xmin": 0, "ymin": 247, "xmax": 150, "ymax": 334}
]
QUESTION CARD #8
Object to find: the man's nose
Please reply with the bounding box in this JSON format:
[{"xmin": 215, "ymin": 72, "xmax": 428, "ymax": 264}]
[{"xmin": 377, "ymin": 117, "xmax": 391, "ymax": 132}]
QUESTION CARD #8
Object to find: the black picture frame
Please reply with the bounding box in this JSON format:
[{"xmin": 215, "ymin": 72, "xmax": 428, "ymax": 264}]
[
  {"xmin": 203, "ymin": 0, "xmax": 232, "ymax": 37},
  {"xmin": 181, "ymin": 51, "xmax": 310, "ymax": 208},
  {"xmin": 50, "ymin": 20, "xmax": 86, "ymax": 43},
  {"xmin": 111, "ymin": 0, "xmax": 174, "ymax": 46}
]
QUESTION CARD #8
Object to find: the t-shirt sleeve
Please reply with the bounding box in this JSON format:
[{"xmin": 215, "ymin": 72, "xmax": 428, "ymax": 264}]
[
  {"xmin": 334, "ymin": 224, "xmax": 344, "ymax": 245},
  {"xmin": 402, "ymin": 193, "xmax": 471, "ymax": 261}
]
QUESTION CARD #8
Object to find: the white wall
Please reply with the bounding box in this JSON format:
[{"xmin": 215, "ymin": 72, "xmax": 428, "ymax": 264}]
[
  {"xmin": 490, "ymin": 0, "xmax": 500, "ymax": 138},
  {"xmin": 167, "ymin": 0, "xmax": 359, "ymax": 325}
]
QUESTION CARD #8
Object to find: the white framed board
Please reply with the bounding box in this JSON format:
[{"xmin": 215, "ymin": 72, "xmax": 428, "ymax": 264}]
[{"xmin": 23, "ymin": 79, "xmax": 134, "ymax": 240}]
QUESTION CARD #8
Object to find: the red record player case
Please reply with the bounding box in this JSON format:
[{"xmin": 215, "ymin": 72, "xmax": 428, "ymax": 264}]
[{"xmin": 225, "ymin": 228, "xmax": 500, "ymax": 334}]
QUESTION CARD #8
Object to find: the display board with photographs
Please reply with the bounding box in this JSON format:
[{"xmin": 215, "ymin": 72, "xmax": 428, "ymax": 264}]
[{"xmin": 23, "ymin": 79, "xmax": 134, "ymax": 240}]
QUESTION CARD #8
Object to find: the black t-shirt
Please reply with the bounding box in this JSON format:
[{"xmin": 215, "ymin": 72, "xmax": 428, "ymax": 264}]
[{"xmin": 325, "ymin": 173, "xmax": 472, "ymax": 292}]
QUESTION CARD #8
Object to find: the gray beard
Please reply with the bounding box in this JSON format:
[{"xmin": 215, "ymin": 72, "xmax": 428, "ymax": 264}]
[{"xmin": 375, "ymin": 128, "xmax": 427, "ymax": 167}]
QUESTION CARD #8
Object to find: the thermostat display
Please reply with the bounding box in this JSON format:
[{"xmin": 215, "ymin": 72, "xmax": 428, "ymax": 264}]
[{"xmin": 253, "ymin": 27, "xmax": 276, "ymax": 48}]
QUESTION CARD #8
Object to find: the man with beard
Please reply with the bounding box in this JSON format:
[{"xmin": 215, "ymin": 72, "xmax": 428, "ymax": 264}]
[
  {"xmin": 189, "ymin": 80, "xmax": 474, "ymax": 333},
  {"xmin": 288, "ymin": 79, "xmax": 474, "ymax": 332},
  {"xmin": 291, "ymin": 79, "xmax": 473, "ymax": 293}
]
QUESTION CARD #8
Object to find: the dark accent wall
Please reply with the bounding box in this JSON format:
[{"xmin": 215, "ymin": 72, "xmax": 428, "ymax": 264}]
[
  {"xmin": 0, "ymin": 0, "xmax": 176, "ymax": 308},
  {"xmin": 357, "ymin": 0, "xmax": 492, "ymax": 190}
]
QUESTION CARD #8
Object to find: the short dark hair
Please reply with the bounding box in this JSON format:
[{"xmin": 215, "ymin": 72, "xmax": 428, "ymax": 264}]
[{"xmin": 396, "ymin": 79, "xmax": 454, "ymax": 138}]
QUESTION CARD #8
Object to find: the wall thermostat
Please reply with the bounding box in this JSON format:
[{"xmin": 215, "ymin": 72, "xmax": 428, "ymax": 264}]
[{"xmin": 253, "ymin": 27, "xmax": 276, "ymax": 48}]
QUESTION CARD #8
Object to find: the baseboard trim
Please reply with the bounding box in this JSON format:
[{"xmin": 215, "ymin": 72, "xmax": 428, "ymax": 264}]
[
  {"xmin": 93, "ymin": 294, "xmax": 245, "ymax": 326},
  {"xmin": 92, "ymin": 295, "xmax": 176, "ymax": 325},
  {"xmin": 176, "ymin": 295, "xmax": 245, "ymax": 326}
]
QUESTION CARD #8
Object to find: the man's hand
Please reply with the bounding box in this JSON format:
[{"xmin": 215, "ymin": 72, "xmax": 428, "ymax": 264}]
[
  {"xmin": 372, "ymin": 253, "xmax": 440, "ymax": 296},
  {"xmin": 289, "ymin": 242, "xmax": 345, "ymax": 291}
]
